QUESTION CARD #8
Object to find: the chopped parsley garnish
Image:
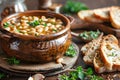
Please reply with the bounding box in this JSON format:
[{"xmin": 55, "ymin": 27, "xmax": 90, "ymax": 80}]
[
  {"xmin": 0, "ymin": 73, "xmax": 5, "ymax": 79},
  {"xmin": 108, "ymin": 52, "xmax": 117, "ymax": 57},
  {"xmin": 3, "ymin": 22, "xmax": 10, "ymax": 28},
  {"xmin": 7, "ymin": 57, "xmax": 20, "ymax": 65},
  {"xmin": 52, "ymin": 28, "xmax": 57, "ymax": 32},
  {"xmin": 59, "ymin": 66, "xmax": 103, "ymax": 80},
  {"xmin": 43, "ymin": 23, "xmax": 47, "ymax": 27},
  {"xmin": 65, "ymin": 44, "xmax": 76, "ymax": 57},
  {"xmin": 80, "ymin": 30, "xmax": 101, "ymax": 40},
  {"xmin": 16, "ymin": 29, "xmax": 20, "ymax": 33},
  {"xmin": 61, "ymin": 0, "xmax": 88, "ymax": 14},
  {"xmin": 39, "ymin": 19, "xmax": 43, "ymax": 23},
  {"xmin": 27, "ymin": 20, "xmax": 40, "ymax": 27}
]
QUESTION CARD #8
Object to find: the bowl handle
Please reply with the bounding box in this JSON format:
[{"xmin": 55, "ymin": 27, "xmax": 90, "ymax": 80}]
[{"xmin": 65, "ymin": 15, "xmax": 74, "ymax": 25}]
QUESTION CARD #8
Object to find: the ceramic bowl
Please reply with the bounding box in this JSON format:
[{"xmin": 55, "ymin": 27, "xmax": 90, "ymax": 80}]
[{"xmin": 0, "ymin": 10, "xmax": 72, "ymax": 63}]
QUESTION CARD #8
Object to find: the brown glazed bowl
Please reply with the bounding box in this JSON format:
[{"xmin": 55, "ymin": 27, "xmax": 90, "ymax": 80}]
[{"xmin": 0, "ymin": 10, "xmax": 71, "ymax": 63}]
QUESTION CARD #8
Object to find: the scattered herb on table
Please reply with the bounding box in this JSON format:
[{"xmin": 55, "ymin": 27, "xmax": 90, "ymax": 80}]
[
  {"xmin": 0, "ymin": 73, "xmax": 5, "ymax": 79},
  {"xmin": 7, "ymin": 57, "xmax": 20, "ymax": 65},
  {"xmin": 65, "ymin": 44, "xmax": 76, "ymax": 57},
  {"xmin": 61, "ymin": 0, "xmax": 88, "ymax": 14},
  {"xmin": 59, "ymin": 66, "xmax": 103, "ymax": 80},
  {"xmin": 79, "ymin": 30, "xmax": 101, "ymax": 40}
]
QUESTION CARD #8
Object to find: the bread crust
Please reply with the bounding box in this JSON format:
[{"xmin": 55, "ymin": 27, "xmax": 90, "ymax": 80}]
[
  {"xmin": 110, "ymin": 6, "xmax": 120, "ymax": 29},
  {"xmin": 78, "ymin": 10, "xmax": 104, "ymax": 23},
  {"xmin": 82, "ymin": 34, "xmax": 120, "ymax": 73},
  {"xmin": 94, "ymin": 7, "xmax": 110, "ymax": 21},
  {"xmin": 93, "ymin": 50, "xmax": 106, "ymax": 73}
]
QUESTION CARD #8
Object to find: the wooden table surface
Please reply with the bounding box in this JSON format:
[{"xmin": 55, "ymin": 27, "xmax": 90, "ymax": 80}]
[{"xmin": 1, "ymin": 0, "xmax": 120, "ymax": 80}]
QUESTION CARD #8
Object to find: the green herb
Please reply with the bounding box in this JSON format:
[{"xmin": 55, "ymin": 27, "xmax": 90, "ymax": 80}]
[
  {"xmin": 39, "ymin": 19, "xmax": 43, "ymax": 23},
  {"xmin": 112, "ymin": 52, "xmax": 115, "ymax": 56},
  {"xmin": 80, "ymin": 30, "xmax": 101, "ymax": 40},
  {"xmin": 65, "ymin": 44, "xmax": 76, "ymax": 57},
  {"xmin": 108, "ymin": 52, "xmax": 117, "ymax": 57},
  {"xmin": 43, "ymin": 23, "xmax": 47, "ymax": 27},
  {"xmin": 27, "ymin": 20, "xmax": 40, "ymax": 27},
  {"xmin": 52, "ymin": 28, "xmax": 57, "ymax": 32},
  {"xmin": 7, "ymin": 57, "xmax": 20, "ymax": 65},
  {"xmin": 59, "ymin": 74, "xmax": 69, "ymax": 80},
  {"xmin": 61, "ymin": 0, "xmax": 88, "ymax": 14},
  {"xmin": 59, "ymin": 66, "xmax": 103, "ymax": 80},
  {"xmin": 0, "ymin": 73, "xmax": 5, "ymax": 79},
  {"xmin": 16, "ymin": 29, "xmax": 20, "ymax": 33},
  {"xmin": 3, "ymin": 22, "xmax": 10, "ymax": 28}
]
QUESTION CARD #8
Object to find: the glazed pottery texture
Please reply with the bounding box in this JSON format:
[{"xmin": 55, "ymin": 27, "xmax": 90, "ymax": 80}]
[{"xmin": 0, "ymin": 10, "xmax": 71, "ymax": 63}]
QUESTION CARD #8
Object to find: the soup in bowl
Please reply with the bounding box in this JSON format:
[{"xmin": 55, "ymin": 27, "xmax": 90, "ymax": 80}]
[{"xmin": 0, "ymin": 10, "xmax": 71, "ymax": 63}]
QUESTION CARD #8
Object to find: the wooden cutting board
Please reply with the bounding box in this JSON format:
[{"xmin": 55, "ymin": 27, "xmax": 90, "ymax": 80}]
[{"xmin": 0, "ymin": 42, "xmax": 79, "ymax": 77}]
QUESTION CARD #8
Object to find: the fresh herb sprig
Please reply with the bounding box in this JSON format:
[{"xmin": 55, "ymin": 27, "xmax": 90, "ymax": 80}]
[
  {"xmin": 65, "ymin": 44, "xmax": 76, "ymax": 57},
  {"xmin": 61, "ymin": 0, "xmax": 88, "ymax": 14},
  {"xmin": 0, "ymin": 73, "xmax": 5, "ymax": 79},
  {"xmin": 7, "ymin": 57, "xmax": 20, "ymax": 65},
  {"xmin": 80, "ymin": 30, "xmax": 101, "ymax": 40},
  {"xmin": 59, "ymin": 66, "xmax": 103, "ymax": 80}
]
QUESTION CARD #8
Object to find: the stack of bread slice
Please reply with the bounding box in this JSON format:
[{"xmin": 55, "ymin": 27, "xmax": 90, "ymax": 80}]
[
  {"xmin": 78, "ymin": 6, "xmax": 120, "ymax": 29},
  {"xmin": 81, "ymin": 34, "xmax": 120, "ymax": 73}
]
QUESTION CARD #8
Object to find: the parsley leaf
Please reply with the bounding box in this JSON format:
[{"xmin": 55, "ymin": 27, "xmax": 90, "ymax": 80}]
[
  {"xmin": 27, "ymin": 20, "xmax": 40, "ymax": 27},
  {"xmin": 77, "ymin": 66, "xmax": 85, "ymax": 80},
  {"xmin": 7, "ymin": 57, "xmax": 20, "ymax": 65},
  {"xmin": 59, "ymin": 74, "xmax": 69, "ymax": 80},
  {"xmin": 3, "ymin": 22, "xmax": 10, "ymax": 28},
  {"xmin": 0, "ymin": 73, "xmax": 5, "ymax": 79},
  {"xmin": 80, "ymin": 30, "xmax": 101, "ymax": 40},
  {"xmin": 61, "ymin": 0, "xmax": 88, "ymax": 14},
  {"xmin": 59, "ymin": 66, "xmax": 103, "ymax": 80},
  {"xmin": 52, "ymin": 28, "xmax": 57, "ymax": 32},
  {"xmin": 43, "ymin": 23, "xmax": 47, "ymax": 27},
  {"xmin": 65, "ymin": 44, "xmax": 76, "ymax": 57}
]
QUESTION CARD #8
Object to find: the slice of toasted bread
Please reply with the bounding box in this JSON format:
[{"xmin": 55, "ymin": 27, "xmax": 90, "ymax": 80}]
[
  {"xmin": 110, "ymin": 6, "xmax": 120, "ymax": 29},
  {"xmin": 81, "ymin": 33, "xmax": 103, "ymax": 65},
  {"xmin": 94, "ymin": 34, "xmax": 118, "ymax": 73},
  {"xmin": 102, "ymin": 34, "xmax": 118, "ymax": 44},
  {"xmin": 94, "ymin": 7, "xmax": 110, "ymax": 21},
  {"xmin": 100, "ymin": 34, "xmax": 119, "ymax": 71},
  {"xmin": 78, "ymin": 10, "xmax": 104, "ymax": 23},
  {"xmin": 81, "ymin": 33, "xmax": 103, "ymax": 56},
  {"xmin": 82, "ymin": 34, "xmax": 118, "ymax": 65},
  {"xmin": 100, "ymin": 41, "xmax": 120, "ymax": 71},
  {"xmin": 93, "ymin": 51, "xmax": 106, "ymax": 73},
  {"xmin": 94, "ymin": 49, "xmax": 116, "ymax": 73}
]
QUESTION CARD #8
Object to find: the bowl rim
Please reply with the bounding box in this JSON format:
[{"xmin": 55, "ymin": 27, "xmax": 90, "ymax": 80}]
[{"xmin": 1, "ymin": 10, "xmax": 70, "ymax": 40}]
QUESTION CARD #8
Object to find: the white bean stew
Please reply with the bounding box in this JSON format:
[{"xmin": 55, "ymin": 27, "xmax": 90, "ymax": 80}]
[{"xmin": 3, "ymin": 16, "xmax": 65, "ymax": 36}]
